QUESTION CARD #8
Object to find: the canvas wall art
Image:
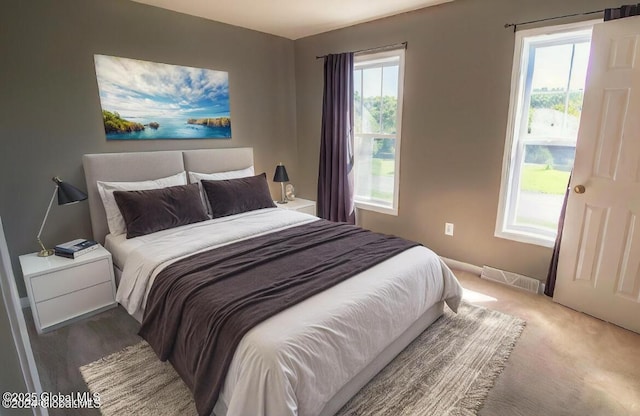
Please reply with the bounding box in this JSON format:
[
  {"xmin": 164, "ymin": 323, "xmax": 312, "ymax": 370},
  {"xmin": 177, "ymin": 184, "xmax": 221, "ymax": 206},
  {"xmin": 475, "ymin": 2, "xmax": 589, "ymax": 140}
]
[{"xmin": 94, "ymin": 55, "xmax": 231, "ymax": 140}]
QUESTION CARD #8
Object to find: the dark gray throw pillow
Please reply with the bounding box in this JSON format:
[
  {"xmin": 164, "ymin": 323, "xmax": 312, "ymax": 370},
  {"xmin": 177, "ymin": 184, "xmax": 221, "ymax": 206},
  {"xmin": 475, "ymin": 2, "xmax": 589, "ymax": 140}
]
[
  {"xmin": 201, "ymin": 173, "xmax": 276, "ymax": 218},
  {"xmin": 114, "ymin": 183, "xmax": 208, "ymax": 239}
]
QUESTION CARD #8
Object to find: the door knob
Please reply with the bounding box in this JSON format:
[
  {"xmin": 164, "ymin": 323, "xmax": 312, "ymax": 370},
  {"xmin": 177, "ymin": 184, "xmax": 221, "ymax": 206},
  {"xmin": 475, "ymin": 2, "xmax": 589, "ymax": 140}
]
[{"xmin": 574, "ymin": 185, "xmax": 586, "ymax": 194}]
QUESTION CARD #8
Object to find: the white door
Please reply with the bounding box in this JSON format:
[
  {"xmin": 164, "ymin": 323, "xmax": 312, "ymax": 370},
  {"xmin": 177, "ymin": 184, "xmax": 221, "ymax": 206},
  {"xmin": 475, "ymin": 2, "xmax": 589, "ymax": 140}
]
[{"xmin": 554, "ymin": 15, "xmax": 640, "ymax": 334}]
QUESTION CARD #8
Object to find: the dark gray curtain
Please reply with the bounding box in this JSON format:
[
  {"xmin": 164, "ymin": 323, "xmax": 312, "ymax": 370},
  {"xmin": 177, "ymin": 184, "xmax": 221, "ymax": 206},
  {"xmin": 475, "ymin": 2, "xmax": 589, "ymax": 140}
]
[
  {"xmin": 317, "ymin": 53, "xmax": 355, "ymax": 224},
  {"xmin": 604, "ymin": 4, "xmax": 640, "ymax": 20},
  {"xmin": 545, "ymin": 173, "xmax": 572, "ymax": 297}
]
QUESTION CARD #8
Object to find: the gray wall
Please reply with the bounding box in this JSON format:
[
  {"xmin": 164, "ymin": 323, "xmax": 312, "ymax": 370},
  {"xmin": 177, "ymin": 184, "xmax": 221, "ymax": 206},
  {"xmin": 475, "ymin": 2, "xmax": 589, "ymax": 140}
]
[
  {"xmin": 0, "ymin": 0, "xmax": 297, "ymax": 297},
  {"xmin": 294, "ymin": 0, "xmax": 621, "ymax": 281}
]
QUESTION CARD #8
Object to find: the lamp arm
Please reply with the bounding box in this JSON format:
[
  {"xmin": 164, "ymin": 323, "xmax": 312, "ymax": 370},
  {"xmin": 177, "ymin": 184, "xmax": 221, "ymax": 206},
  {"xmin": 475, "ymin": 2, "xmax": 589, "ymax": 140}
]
[{"xmin": 36, "ymin": 186, "xmax": 58, "ymax": 251}]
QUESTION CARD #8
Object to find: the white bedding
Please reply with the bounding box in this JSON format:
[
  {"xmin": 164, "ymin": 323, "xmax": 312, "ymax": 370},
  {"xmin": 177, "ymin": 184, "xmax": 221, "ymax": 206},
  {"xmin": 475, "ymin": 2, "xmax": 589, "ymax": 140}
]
[
  {"xmin": 115, "ymin": 208, "xmax": 463, "ymax": 416},
  {"xmin": 105, "ymin": 233, "xmax": 141, "ymax": 270},
  {"xmin": 104, "ymin": 207, "xmax": 277, "ymax": 270}
]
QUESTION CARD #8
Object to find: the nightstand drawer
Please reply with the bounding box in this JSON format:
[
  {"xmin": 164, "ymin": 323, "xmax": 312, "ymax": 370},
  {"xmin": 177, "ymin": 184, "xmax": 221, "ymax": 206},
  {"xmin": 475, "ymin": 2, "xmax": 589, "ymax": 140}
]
[
  {"xmin": 36, "ymin": 281, "xmax": 115, "ymax": 329},
  {"xmin": 31, "ymin": 258, "xmax": 111, "ymax": 302}
]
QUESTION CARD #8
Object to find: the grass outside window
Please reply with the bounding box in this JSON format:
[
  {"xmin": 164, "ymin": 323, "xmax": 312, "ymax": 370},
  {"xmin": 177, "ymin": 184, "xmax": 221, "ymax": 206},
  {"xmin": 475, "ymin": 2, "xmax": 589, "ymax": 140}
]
[{"xmin": 520, "ymin": 164, "xmax": 570, "ymax": 195}]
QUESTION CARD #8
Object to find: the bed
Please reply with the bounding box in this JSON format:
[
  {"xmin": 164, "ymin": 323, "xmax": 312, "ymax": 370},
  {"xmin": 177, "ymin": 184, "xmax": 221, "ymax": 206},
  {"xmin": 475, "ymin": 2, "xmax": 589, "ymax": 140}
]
[{"xmin": 82, "ymin": 148, "xmax": 463, "ymax": 416}]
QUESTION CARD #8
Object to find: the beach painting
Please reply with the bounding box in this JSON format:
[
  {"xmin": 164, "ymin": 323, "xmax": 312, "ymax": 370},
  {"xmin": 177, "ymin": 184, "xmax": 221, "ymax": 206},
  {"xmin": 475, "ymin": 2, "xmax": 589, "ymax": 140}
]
[{"xmin": 94, "ymin": 55, "xmax": 231, "ymax": 140}]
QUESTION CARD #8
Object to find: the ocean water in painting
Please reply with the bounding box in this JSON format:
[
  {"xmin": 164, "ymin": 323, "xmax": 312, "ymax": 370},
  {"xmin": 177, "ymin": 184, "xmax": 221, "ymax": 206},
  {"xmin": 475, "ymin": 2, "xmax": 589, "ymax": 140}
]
[
  {"xmin": 94, "ymin": 55, "xmax": 232, "ymax": 140},
  {"xmin": 105, "ymin": 117, "xmax": 231, "ymax": 140}
]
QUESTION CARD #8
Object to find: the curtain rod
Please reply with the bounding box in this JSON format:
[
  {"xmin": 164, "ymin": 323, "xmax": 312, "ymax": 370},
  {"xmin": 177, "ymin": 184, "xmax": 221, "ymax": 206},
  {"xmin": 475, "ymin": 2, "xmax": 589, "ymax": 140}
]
[
  {"xmin": 315, "ymin": 42, "xmax": 407, "ymax": 60},
  {"xmin": 504, "ymin": 9, "xmax": 604, "ymax": 32}
]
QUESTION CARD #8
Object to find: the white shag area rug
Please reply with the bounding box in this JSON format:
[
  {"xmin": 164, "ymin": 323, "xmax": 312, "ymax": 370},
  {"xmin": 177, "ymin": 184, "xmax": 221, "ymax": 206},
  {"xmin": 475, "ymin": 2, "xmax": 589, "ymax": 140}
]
[{"xmin": 80, "ymin": 302, "xmax": 525, "ymax": 415}]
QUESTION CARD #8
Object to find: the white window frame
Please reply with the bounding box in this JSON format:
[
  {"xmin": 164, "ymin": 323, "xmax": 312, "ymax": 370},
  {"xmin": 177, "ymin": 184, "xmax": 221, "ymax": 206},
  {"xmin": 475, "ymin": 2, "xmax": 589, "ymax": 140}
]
[
  {"xmin": 353, "ymin": 48, "xmax": 405, "ymax": 216},
  {"xmin": 496, "ymin": 20, "xmax": 598, "ymax": 248}
]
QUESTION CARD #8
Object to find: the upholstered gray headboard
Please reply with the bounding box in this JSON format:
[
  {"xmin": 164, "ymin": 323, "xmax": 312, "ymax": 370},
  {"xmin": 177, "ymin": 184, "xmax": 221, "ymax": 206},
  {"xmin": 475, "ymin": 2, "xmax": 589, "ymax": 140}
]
[{"xmin": 82, "ymin": 148, "xmax": 254, "ymax": 243}]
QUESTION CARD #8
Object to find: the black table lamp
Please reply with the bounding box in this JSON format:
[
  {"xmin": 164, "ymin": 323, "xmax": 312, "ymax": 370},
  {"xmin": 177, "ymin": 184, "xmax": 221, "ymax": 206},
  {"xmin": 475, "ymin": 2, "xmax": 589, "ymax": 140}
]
[
  {"xmin": 273, "ymin": 163, "xmax": 289, "ymax": 204},
  {"xmin": 37, "ymin": 177, "xmax": 88, "ymax": 257}
]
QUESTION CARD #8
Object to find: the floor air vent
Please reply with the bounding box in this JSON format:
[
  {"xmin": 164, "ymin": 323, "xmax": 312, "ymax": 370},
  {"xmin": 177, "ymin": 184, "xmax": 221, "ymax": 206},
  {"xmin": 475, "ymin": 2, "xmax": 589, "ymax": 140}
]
[{"xmin": 480, "ymin": 266, "xmax": 541, "ymax": 294}]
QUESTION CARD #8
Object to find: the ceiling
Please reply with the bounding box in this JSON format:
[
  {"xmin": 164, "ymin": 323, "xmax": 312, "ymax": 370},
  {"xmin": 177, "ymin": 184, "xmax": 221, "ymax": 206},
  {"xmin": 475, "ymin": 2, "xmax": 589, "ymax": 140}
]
[{"xmin": 130, "ymin": 0, "xmax": 453, "ymax": 40}]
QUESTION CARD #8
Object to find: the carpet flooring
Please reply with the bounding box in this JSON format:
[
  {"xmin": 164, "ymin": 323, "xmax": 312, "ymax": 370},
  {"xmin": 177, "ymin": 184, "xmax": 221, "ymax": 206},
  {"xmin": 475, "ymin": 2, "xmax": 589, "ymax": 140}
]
[
  {"xmin": 457, "ymin": 271, "xmax": 640, "ymax": 416},
  {"xmin": 79, "ymin": 302, "xmax": 524, "ymax": 416}
]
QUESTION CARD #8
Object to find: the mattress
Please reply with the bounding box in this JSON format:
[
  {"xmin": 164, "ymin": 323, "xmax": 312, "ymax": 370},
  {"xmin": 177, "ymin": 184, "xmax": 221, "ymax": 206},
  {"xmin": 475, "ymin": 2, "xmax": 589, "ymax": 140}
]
[{"xmin": 114, "ymin": 208, "xmax": 463, "ymax": 416}]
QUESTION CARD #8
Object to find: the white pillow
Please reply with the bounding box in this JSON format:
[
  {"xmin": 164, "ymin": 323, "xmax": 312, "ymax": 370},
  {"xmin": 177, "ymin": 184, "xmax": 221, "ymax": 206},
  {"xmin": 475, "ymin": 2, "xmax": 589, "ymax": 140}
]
[
  {"xmin": 97, "ymin": 171, "xmax": 187, "ymax": 236},
  {"xmin": 188, "ymin": 166, "xmax": 255, "ymax": 184},
  {"xmin": 188, "ymin": 166, "xmax": 255, "ymax": 215}
]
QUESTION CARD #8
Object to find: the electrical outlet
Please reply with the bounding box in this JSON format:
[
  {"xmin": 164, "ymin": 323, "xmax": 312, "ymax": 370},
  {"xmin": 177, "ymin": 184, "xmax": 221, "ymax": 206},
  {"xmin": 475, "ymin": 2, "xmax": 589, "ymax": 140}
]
[{"xmin": 445, "ymin": 223, "xmax": 454, "ymax": 236}]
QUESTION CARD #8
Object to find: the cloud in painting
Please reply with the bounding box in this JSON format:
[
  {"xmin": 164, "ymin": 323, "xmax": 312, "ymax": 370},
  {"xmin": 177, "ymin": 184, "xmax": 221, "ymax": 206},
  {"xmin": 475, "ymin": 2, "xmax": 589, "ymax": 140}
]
[{"xmin": 94, "ymin": 55, "xmax": 230, "ymax": 120}]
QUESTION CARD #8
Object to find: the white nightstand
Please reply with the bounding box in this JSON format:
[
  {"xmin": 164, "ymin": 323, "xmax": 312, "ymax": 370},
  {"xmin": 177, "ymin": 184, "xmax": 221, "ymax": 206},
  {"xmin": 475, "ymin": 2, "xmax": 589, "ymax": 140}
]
[
  {"xmin": 275, "ymin": 198, "xmax": 316, "ymax": 216},
  {"xmin": 19, "ymin": 246, "xmax": 117, "ymax": 334}
]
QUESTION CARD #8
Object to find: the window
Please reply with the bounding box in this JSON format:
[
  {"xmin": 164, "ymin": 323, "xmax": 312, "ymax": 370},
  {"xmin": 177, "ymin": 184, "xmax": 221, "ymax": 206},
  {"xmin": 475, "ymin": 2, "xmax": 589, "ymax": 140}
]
[
  {"xmin": 353, "ymin": 49, "xmax": 405, "ymax": 215},
  {"xmin": 496, "ymin": 22, "xmax": 596, "ymax": 247}
]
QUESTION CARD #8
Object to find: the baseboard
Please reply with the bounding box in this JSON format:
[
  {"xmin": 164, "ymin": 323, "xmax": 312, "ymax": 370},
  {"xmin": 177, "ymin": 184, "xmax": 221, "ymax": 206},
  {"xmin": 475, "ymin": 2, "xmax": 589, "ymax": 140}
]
[
  {"xmin": 440, "ymin": 257, "xmax": 483, "ymax": 276},
  {"xmin": 21, "ymin": 297, "xmax": 29, "ymax": 309}
]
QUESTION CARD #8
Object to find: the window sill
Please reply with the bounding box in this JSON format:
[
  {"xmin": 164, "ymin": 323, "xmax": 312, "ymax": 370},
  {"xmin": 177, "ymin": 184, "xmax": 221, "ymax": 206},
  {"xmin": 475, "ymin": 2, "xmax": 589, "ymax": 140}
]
[
  {"xmin": 495, "ymin": 228, "xmax": 555, "ymax": 248},
  {"xmin": 355, "ymin": 201, "xmax": 398, "ymax": 216}
]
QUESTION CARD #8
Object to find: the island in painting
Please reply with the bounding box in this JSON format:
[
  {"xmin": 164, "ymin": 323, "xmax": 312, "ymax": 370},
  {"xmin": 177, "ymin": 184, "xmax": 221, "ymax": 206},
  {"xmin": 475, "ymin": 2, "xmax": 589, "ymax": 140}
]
[{"xmin": 94, "ymin": 55, "xmax": 231, "ymax": 140}]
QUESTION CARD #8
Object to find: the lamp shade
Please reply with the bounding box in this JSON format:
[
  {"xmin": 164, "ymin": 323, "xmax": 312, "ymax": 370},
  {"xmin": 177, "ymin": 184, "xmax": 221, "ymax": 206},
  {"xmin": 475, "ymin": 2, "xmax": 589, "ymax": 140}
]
[
  {"xmin": 273, "ymin": 164, "xmax": 289, "ymax": 183},
  {"xmin": 53, "ymin": 177, "xmax": 87, "ymax": 205}
]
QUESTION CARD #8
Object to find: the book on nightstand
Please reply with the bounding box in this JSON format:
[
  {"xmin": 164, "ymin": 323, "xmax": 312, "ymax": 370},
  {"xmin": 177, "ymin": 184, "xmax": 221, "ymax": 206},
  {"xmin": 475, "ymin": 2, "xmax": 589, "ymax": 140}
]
[{"xmin": 54, "ymin": 239, "xmax": 99, "ymax": 259}]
